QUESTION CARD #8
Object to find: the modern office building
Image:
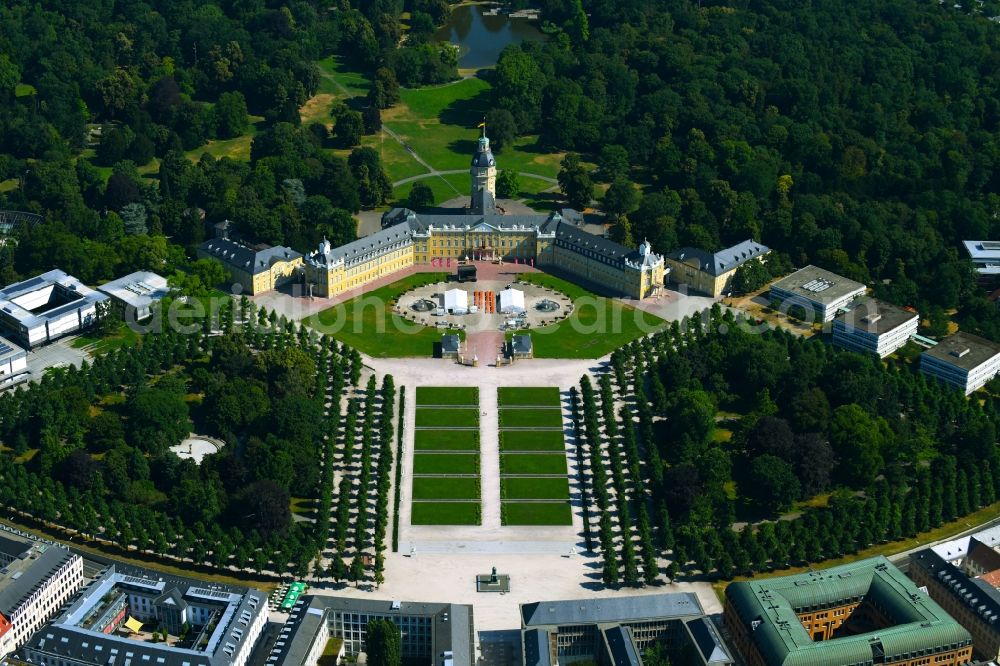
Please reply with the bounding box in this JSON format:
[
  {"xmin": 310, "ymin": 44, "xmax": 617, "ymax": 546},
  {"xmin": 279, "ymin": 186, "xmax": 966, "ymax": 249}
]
[
  {"xmin": 520, "ymin": 593, "xmax": 732, "ymax": 666},
  {"xmin": 920, "ymin": 332, "xmax": 1000, "ymax": 394},
  {"xmin": 11, "ymin": 565, "xmax": 267, "ymax": 666},
  {"xmin": 197, "ymin": 237, "xmax": 303, "ymax": 296},
  {"xmin": 297, "ymin": 596, "xmax": 473, "ymax": 665},
  {"xmin": 265, "ymin": 597, "xmax": 334, "ymax": 666},
  {"xmin": 831, "ymin": 297, "xmax": 919, "ymax": 357},
  {"xmin": 0, "ymin": 270, "xmax": 109, "ymax": 347},
  {"xmin": 303, "ymin": 128, "xmax": 667, "ymax": 301},
  {"xmin": 910, "ymin": 548, "xmax": 1000, "ymax": 662},
  {"xmin": 768, "ymin": 265, "xmax": 866, "ymax": 322},
  {"xmin": 0, "ymin": 335, "xmax": 27, "ymax": 389},
  {"xmin": 963, "ymin": 241, "xmax": 1000, "ymax": 277},
  {"xmin": 724, "ymin": 556, "xmax": 973, "ymax": 666},
  {"xmin": 0, "ymin": 528, "xmax": 84, "ymax": 661},
  {"xmin": 665, "ymin": 239, "xmax": 770, "ymax": 297},
  {"xmin": 97, "ymin": 271, "xmax": 170, "ymax": 321}
]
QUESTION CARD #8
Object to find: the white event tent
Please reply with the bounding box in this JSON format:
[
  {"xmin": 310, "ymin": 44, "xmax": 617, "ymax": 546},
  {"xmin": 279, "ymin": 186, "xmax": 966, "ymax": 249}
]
[
  {"xmin": 499, "ymin": 288, "xmax": 526, "ymax": 314},
  {"xmin": 443, "ymin": 288, "xmax": 469, "ymax": 314}
]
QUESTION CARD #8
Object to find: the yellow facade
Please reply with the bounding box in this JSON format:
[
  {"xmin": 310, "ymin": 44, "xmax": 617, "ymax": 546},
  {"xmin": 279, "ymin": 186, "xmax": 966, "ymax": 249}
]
[
  {"xmin": 248, "ymin": 256, "xmax": 303, "ymax": 295},
  {"xmin": 305, "ymin": 225, "xmax": 663, "ymax": 300},
  {"xmin": 664, "ymin": 256, "xmax": 735, "ymax": 297}
]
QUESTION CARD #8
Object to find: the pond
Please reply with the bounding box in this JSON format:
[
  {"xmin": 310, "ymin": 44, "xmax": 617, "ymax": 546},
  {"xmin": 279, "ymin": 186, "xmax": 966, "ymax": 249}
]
[{"xmin": 434, "ymin": 4, "xmax": 546, "ymax": 69}]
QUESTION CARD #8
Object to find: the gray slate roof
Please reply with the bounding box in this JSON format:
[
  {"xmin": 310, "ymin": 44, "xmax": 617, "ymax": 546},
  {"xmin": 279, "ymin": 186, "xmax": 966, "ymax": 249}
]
[
  {"xmin": 317, "ymin": 208, "xmax": 663, "ymax": 272},
  {"xmin": 266, "ymin": 597, "xmax": 328, "ymax": 666},
  {"xmin": 512, "ymin": 334, "xmax": 532, "ymax": 354},
  {"xmin": 199, "ymin": 238, "xmax": 302, "ymax": 275},
  {"xmin": 684, "ymin": 617, "xmax": 733, "ymax": 665},
  {"xmin": 18, "ymin": 564, "xmax": 266, "ymax": 666},
  {"xmin": 667, "ymin": 239, "xmax": 769, "ymax": 277},
  {"xmin": 521, "ymin": 593, "xmax": 703, "ymax": 628},
  {"xmin": 523, "ymin": 629, "xmax": 550, "ymax": 666},
  {"xmin": 602, "ymin": 626, "xmax": 640, "ymax": 666},
  {"xmin": 910, "ymin": 548, "xmax": 1000, "ymax": 628},
  {"xmin": 0, "ymin": 540, "xmax": 75, "ymax": 616},
  {"xmin": 441, "ymin": 334, "xmax": 460, "ymax": 354}
]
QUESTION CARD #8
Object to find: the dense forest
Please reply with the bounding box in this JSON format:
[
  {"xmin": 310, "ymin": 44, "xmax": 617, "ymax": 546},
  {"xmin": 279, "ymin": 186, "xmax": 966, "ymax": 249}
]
[
  {"xmin": 495, "ymin": 0, "xmax": 1000, "ymax": 333},
  {"xmin": 579, "ymin": 307, "xmax": 1000, "ymax": 585}
]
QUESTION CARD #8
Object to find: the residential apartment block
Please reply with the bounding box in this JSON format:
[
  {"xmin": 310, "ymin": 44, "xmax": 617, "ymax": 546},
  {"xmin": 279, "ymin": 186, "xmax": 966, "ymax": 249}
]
[
  {"xmin": 0, "ymin": 529, "xmax": 84, "ymax": 661},
  {"xmin": 910, "ymin": 548, "xmax": 1000, "ymax": 662},
  {"xmin": 10, "ymin": 565, "xmax": 267, "ymax": 666}
]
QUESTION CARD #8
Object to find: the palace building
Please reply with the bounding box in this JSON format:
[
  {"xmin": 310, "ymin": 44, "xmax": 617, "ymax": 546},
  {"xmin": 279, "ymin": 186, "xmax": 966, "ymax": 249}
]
[{"xmin": 304, "ymin": 127, "xmax": 666, "ymax": 300}]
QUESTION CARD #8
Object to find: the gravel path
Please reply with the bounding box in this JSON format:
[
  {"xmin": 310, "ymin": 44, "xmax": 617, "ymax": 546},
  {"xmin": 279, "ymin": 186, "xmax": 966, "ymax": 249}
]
[{"xmin": 479, "ymin": 387, "xmax": 501, "ymax": 529}]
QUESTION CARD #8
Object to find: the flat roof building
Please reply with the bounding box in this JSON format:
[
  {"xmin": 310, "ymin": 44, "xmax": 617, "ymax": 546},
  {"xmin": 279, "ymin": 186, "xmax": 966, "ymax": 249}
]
[
  {"xmin": 297, "ymin": 596, "xmax": 473, "ymax": 666},
  {"xmin": 963, "ymin": 241, "xmax": 1000, "ymax": 276},
  {"xmin": 665, "ymin": 239, "xmax": 770, "ymax": 297},
  {"xmin": 0, "ymin": 527, "xmax": 84, "ymax": 661},
  {"xmin": 832, "ymin": 297, "xmax": 919, "ymax": 357},
  {"xmin": 769, "ymin": 265, "xmax": 866, "ymax": 322},
  {"xmin": 910, "ymin": 548, "xmax": 1000, "ymax": 662},
  {"xmin": 0, "ymin": 270, "xmax": 109, "ymax": 347},
  {"xmin": 11, "ymin": 564, "xmax": 267, "ymax": 666},
  {"xmin": 921, "ymin": 332, "xmax": 1000, "ymax": 395},
  {"xmin": 520, "ymin": 593, "xmax": 732, "ymax": 666},
  {"xmin": 98, "ymin": 271, "xmax": 170, "ymax": 321},
  {"xmin": 724, "ymin": 556, "xmax": 973, "ymax": 666},
  {"xmin": 0, "ymin": 335, "xmax": 27, "ymax": 390}
]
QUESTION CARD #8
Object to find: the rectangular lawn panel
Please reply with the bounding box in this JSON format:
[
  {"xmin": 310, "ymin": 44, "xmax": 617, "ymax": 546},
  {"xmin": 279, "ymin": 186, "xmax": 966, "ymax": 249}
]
[
  {"xmin": 414, "ymin": 453, "xmax": 480, "ymax": 475},
  {"xmin": 502, "ymin": 502, "xmax": 573, "ymax": 526},
  {"xmin": 498, "ymin": 387, "xmax": 561, "ymax": 407},
  {"xmin": 499, "ymin": 408, "xmax": 563, "ymax": 429},
  {"xmin": 501, "ymin": 453, "xmax": 568, "ymax": 475},
  {"xmin": 501, "ymin": 477, "xmax": 570, "ymax": 500},
  {"xmin": 416, "ymin": 386, "xmax": 479, "ymax": 406},
  {"xmin": 415, "ymin": 408, "xmax": 479, "ymax": 428},
  {"xmin": 500, "ymin": 430, "xmax": 565, "ymax": 451},
  {"xmin": 415, "ymin": 429, "xmax": 480, "ymax": 450},
  {"xmin": 411, "ymin": 502, "xmax": 481, "ymax": 525},
  {"xmin": 413, "ymin": 477, "xmax": 481, "ymax": 500}
]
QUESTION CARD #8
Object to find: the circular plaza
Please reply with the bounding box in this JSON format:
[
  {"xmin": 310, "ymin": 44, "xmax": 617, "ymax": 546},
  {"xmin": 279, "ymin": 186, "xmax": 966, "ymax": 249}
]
[{"xmin": 394, "ymin": 279, "xmax": 573, "ymax": 332}]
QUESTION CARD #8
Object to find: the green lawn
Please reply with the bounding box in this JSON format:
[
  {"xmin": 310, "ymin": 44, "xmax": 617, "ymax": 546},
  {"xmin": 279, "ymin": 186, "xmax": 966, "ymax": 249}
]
[
  {"xmin": 498, "ymin": 387, "xmax": 561, "ymax": 407},
  {"xmin": 71, "ymin": 322, "xmax": 141, "ymax": 355},
  {"xmin": 414, "ymin": 429, "xmax": 480, "ymax": 451},
  {"xmin": 315, "ymin": 56, "xmax": 371, "ymax": 98},
  {"xmin": 499, "ymin": 430, "xmax": 565, "ymax": 451},
  {"xmin": 501, "ymin": 477, "xmax": 570, "ymax": 500},
  {"xmin": 363, "ymin": 131, "xmax": 429, "ymax": 183},
  {"xmin": 413, "ymin": 477, "xmax": 480, "ymax": 500},
  {"xmin": 416, "ymin": 386, "xmax": 479, "ymax": 406},
  {"xmin": 15, "ymin": 83, "xmax": 36, "ymax": 98},
  {"xmin": 514, "ymin": 273, "xmax": 666, "ymax": 358},
  {"xmin": 391, "ymin": 172, "xmax": 469, "ymax": 206},
  {"xmin": 502, "ymin": 502, "xmax": 573, "ymax": 526},
  {"xmin": 304, "ymin": 272, "xmax": 451, "ymax": 357},
  {"xmin": 499, "ymin": 408, "xmax": 563, "ymax": 429},
  {"xmin": 414, "ymin": 453, "xmax": 480, "ymax": 475},
  {"xmin": 501, "ymin": 453, "xmax": 567, "ymax": 475},
  {"xmin": 411, "ymin": 501, "xmax": 481, "ymax": 525},
  {"xmin": 415, "ymin": 408, "xmax": 479, "ymax": 428}
]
